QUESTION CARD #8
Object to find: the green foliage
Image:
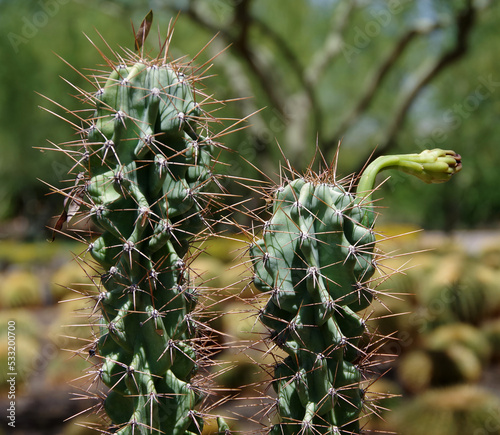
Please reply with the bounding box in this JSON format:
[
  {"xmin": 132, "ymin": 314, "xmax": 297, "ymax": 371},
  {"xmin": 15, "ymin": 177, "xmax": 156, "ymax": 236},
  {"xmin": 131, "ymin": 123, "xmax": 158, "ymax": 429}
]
[
  {"xmin": 0, "ymin": 0, "xmax": 134, "ymax": 222},
  {"xmin": 0, "ymin": 0, "xmax": 497, "ymax": 230}
]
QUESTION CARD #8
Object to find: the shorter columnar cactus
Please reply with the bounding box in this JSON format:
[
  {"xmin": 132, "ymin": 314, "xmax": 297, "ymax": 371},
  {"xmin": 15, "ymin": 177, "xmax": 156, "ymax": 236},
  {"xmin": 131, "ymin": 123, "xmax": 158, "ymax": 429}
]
[{"xmin": 250, "ymin": 149, "xmax": 461, "ymax": 434}]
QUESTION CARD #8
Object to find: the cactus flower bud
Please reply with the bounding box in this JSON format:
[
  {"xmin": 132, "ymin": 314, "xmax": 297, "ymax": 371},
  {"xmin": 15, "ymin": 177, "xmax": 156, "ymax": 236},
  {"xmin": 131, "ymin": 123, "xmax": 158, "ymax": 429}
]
[
  {"xmin": 357, "ymin": 148, "xmax": 462, "ymax": 197},
  {"xmin": 396, "ymin": 148, "xmax": 462, "ymax": 184}
]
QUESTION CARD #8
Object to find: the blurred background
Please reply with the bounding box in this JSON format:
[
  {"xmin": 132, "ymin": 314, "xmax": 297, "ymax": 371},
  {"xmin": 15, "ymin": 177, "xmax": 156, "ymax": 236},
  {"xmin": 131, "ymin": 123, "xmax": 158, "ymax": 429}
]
[{"xmin": 1, "ymin": 0, "xmax": 500, "ymax": 434}]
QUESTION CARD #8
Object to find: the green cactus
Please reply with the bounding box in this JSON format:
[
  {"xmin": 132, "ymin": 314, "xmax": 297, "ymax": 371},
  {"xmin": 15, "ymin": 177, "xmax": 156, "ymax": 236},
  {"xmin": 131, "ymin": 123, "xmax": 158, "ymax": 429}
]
[
  {"xmin": 250, "ymin": 149, "xmax": 461, "ymax": 434},
  {"xmin": 46, "ymin": 11, "xmax": 465, "ymax": 433},
  {"xmin": 47, "ymin": 15, "xmax": 229, "ymax": 435},
  {"xmin": 390, "ymin": 385, "xmax": 500, "ymax": 435}
]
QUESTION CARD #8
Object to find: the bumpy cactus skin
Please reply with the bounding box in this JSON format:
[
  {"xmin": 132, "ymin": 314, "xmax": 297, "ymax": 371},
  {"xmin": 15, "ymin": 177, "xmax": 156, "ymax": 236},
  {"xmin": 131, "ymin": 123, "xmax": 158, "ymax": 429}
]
[
  {"xmin": 251, "ymin": 179, "xmax": 375, "ymax": 434},
  {"xmin": 250, "ymin": 149, "xmax": 462, "ymax": 434},
  {"xmin": 51, "ymin": 33, "xmax": 227, "ymax": 434},
  {"xmin": 90, "ymin": 60, "xmax": 211, "ymax": 435}
]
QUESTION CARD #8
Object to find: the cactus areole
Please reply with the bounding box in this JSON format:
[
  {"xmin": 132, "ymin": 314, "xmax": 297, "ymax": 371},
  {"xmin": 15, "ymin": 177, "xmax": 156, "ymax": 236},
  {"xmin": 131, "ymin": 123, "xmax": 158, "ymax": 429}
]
[{"xmin": 250, "ymin": 149, "xmax": 461, "ymax": 434}]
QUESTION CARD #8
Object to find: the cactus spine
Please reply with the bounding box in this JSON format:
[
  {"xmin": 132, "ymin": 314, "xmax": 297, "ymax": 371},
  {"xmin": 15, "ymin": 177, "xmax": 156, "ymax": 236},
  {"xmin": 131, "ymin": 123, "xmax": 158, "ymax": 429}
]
[
  {"xmin": 49, "ymin": 17, "xmax": 229, "ymax": 435},
  {"xmin": 250, "ymin": 149, "xmax": 461, "ymax": 434}
]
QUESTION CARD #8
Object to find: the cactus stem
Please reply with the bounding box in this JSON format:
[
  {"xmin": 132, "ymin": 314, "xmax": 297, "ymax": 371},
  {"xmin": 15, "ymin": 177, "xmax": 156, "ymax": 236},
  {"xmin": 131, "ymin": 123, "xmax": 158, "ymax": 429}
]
[{"xmin": 43, "ymin": 14, "xmax": 242, "ymax": 434}]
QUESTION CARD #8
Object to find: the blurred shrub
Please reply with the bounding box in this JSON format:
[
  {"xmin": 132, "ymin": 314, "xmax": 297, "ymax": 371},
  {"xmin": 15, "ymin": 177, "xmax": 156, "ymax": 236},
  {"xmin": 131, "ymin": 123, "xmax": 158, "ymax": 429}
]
[
  {"xmin": 0, "ymin": 309, "xmax": 41, "ymax": 388},
  {"xmin": 0, "ymin": 268, "xmax": 42, "ymax": 308}
]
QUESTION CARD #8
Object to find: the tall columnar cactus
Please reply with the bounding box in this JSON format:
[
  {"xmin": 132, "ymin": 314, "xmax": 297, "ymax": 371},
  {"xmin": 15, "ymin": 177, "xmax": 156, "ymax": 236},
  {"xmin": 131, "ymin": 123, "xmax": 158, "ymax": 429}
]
[
  {"xmin": 250, "ymin": 149, "xmax": 462, "ymax": 434},
  {"xmin": 47, "ymin": 16, "xmax": 229, "ymax": 435}
]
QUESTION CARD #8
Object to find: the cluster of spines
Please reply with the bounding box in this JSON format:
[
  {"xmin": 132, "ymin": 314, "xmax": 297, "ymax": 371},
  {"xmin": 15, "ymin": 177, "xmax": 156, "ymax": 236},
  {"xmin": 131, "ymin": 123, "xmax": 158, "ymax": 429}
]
[
  {"xmin": 248, "ymin": 166, "xmax": 383, "ymax": 435},
  {"xmin": 47, "ymin": 34, "xmax": 231, "ymax": 435}
]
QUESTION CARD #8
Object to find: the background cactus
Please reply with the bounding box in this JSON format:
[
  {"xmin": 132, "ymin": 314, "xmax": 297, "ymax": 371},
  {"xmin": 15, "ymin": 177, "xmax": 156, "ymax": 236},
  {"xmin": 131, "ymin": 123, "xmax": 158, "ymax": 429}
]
[
  {"xmin": 389, "ymin": 385, "xmax": 500, "ymax": 435},
  {"xmin": 46, "ymin": 14, "xmax": 230, "ymax": 434},
  {"xmin": 249, "ymin": 149, "xmax": 461, "ymax": 434}
]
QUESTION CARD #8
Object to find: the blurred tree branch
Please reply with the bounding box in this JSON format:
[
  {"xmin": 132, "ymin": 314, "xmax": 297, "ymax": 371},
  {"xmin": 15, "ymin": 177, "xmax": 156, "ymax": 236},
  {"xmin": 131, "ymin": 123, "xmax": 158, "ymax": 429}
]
[
  {"xmin": 305, "ymin": 2, "xmax": 355, "ymax": 86},
  {"xmin": 184, "ymin": 0, "xmax": 286, "ymax": 117},
  {"xmin": 166, "ymin": 0, "xmax": 481, "ymax": 174},
  {"xmin": 352, "ymin": 0, "xmax": 477, "ymax": 171},
  {"xmin": 330, "ymin": 22, "xmax": 444, "ymax": 146}
]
